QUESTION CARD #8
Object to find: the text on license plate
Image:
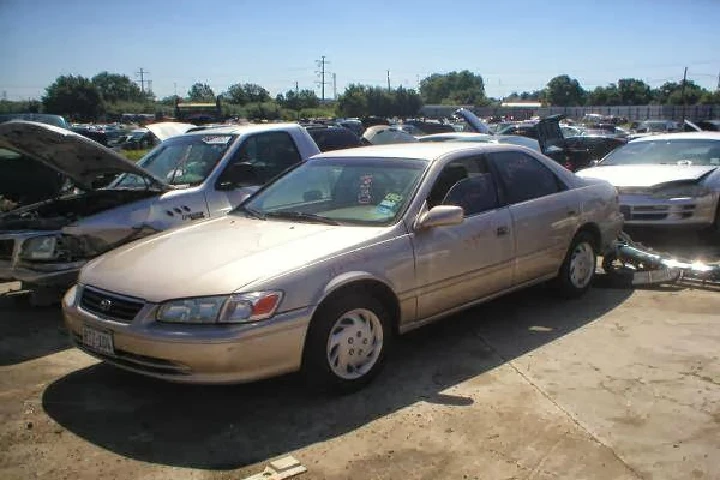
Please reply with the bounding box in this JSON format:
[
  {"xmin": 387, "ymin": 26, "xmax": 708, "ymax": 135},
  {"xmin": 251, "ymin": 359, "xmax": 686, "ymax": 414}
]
[{"xmin": 82, "ymin": 326, "xmax": 114, "ymax": 356}]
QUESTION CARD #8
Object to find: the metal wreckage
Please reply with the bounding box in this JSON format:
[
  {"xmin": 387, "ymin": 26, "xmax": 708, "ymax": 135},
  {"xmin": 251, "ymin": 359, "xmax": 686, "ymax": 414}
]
[{"xmin": 602, "ymin": 232, "xmax": 720, "ymax": 287}]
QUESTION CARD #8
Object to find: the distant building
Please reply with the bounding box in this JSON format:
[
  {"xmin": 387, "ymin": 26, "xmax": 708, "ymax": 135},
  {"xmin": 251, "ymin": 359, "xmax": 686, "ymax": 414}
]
[
  {"xmin": 174, "ymin": 97, "xmax": 222, "ymax": 124},
  {"xmin": 500, "ymin": 101, "xmax": 542, "ymax": 108}
]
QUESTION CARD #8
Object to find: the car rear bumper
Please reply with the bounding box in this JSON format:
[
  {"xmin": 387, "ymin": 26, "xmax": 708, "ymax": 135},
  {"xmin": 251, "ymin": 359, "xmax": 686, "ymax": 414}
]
[
  {"xmin": 62, "ymin": 290, "xmax": 313, "ymax": 384},
  {"xmin": 618, "ymin": 194, "xmax": 717, "ymax": 228}
]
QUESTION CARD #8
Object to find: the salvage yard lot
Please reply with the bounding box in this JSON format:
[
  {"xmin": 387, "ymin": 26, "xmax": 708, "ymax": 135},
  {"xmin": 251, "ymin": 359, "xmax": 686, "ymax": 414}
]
[{"xmin": 1, "ymin": 232, "xmax": 719, "ymax": 480}]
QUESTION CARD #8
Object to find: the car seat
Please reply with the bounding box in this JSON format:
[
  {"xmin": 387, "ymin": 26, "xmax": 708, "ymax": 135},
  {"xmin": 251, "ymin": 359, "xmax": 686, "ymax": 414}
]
[{"xmin": 427, "ymin": 165, "xmax": 468, "ymax": 208}]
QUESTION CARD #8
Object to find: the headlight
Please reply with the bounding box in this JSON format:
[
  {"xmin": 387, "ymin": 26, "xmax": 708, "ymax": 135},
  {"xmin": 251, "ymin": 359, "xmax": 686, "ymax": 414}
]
[
  {"xmin": 63, "ymin": 284, "xmax": 79, "ymax": 307},
  {"xmin": 22, "ymin": 235, "xmax": 59, "ymax": 260},
  {"xmin": 156, "ymin": 291, "xmax": 283, "ymax": 324},
  {"xmin": 156, "ymin": 296, "xmax": 227, "ymax": 324},
  {"xmin": 652, "ymin": 184, "xmax": 711, "ymax": 199},
  {"xmin": 220, "ymin": 291, "xmax": 283, "ymax": 324}
]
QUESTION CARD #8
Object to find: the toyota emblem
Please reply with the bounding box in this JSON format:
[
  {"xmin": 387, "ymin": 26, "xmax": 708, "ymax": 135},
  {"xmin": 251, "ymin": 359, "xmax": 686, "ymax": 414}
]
[{"xmin": 99, "ymin": 299, "xmax": 113, "ymax": 311}]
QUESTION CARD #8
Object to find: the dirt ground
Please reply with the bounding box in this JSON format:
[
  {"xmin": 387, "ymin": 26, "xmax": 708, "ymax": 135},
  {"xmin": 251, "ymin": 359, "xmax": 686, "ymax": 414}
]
[{"xmin": 0, "ymin": 231, "xmax": 719, "ymax": 480}]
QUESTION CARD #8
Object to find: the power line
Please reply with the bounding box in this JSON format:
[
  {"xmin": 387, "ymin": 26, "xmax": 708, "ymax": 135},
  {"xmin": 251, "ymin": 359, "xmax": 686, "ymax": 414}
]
[{"xmin": 314, "ymin": 56, "xmax": 331, "ymax": 103}]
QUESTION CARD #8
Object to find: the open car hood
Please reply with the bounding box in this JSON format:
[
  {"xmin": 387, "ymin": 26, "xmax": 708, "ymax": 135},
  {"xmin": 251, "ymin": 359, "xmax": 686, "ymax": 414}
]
[
  {"xmin": 145, "ymin": 122, "xmax": 195, "ymax": 141},
  {"xmin": 0, "ymin": 120, "xmax": 168, "ymax": 191},
  {"xmin": 454, "ymin": 108, "xmax": 491, "ymax": 134},
  {"xmin": 536, "ymin": 114, "xmax": 565, "ymax": 155}
]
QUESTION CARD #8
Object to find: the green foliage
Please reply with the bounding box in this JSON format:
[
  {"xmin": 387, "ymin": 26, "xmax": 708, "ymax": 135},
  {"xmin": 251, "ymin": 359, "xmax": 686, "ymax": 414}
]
[
  {"xmin": 187, "ymin": 83, "xmax": 215, "ymax": 102},
  {"xmin": 545, "ymin": 75, "xmax": 586, "ymax": 107},
  {"xmin": 503, "ymin": 90, "xmax": 544, "ymax": 103},
  {"xmin": 336, "ymin": 84, "xmax": 422, "ymax": 117},
  {"xmin": 42, "ymin": 75, "xmax": 104, "ymax": 121},
  {"xmin": 121, "ymin": 149, "xmax": 150, "ymax": 162},
  {"xmin": 224, "ymin": 83, "xmax": 270, "ymax": 105},
  {"xmin": 0, "ymin": 100, "xmax": 42, "ymax": 114},
  {"xmin": 419, "ymin": 71, "xmax": 487, "ymax": 105},
  {"xmin": 281, "ymin": 89, "xmax": 320, "ymax": 110},
  {"xmin": 91, "ymin": 72, "xmax": 146, "ymax": 103}
]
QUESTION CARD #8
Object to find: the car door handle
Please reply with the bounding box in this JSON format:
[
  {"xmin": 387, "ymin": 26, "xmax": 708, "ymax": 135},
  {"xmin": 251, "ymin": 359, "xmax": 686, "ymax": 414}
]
[{"xmin": 496, "ymin": 226, "xmax": 509, "ymax": 236}]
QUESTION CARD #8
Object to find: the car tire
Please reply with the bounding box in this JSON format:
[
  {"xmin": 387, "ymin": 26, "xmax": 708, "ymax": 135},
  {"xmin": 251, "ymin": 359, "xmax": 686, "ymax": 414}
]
[
  {"xmin": 554, "ymin": 231, "xmax": 597, "ymax": 298},
  {"xmin": 701, "ymin": 204, "xmax": 720, "ymax": 243},
  {"xmin": 302, "ymin": 293, "xmax": 392, "ymax": 394}
]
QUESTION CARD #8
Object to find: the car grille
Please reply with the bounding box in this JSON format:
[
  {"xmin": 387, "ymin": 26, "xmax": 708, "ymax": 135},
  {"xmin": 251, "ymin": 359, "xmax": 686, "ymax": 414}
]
[
  {"xmin": 80, "ymin": 286, "xmax": 145, "ymax": 323},
  {"xmin": 0, "ymin": 239, "xmax": 15, "ymax": 261},
  {"xmin": 620, "ymin": 204, "xmax": 695, "ymax": 222}
]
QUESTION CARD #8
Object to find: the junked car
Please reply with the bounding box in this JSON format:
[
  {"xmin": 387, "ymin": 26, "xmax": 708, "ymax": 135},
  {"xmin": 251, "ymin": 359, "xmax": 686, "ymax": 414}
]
[
  {"xmin": 62, "ymin": 142, "xmax": 623, "ymax": 392},
  {"xmin": 417, "ymin": 131, "xmax": 543, "ymax": 153},
  {"xmin": 576, "ymin": 132, "xmax": 720, "ymax": 236},
  {"xmin": 0, "ymin": 120, "xmax": 321, "ymax": 302}
]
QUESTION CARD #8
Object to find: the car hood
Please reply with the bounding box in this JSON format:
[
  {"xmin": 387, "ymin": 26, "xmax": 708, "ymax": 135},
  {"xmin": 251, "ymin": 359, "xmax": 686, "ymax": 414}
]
[
  {"xmin": 145, "ymin": 122, "xmax": 195, "ymax": 141},
  {"xmin": 576, "ymin": 165, "xmax": 716, "ymax": 187},
  {"xmin": 79, "ymin": 215, "xmax": 389, "ymax": 302},
  {"xmin": 454, "ymin": 108, "xmax": 491, "ymax": 134},
  {"xmin": 0, "ymin": 120, "xmax": 168, "ymax": 191}
]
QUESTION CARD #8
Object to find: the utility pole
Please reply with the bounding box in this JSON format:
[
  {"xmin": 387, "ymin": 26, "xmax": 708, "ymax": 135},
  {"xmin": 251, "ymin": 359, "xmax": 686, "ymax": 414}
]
[
  {"xmin": 147, "ymin": 80, "xmax": 152, "ymax": 96},
  {"xmin": 135, "ymin": 68, "xmax": 149, "ymax": 93},
  {"xmin": 315, "ymin": 56, "xmax": 331, "ymax": 103},
  {"xmin": 387, "ymin": 70, "xmax": 391, "ymax": 91},
  {"xmin": 173, "ymin": 82, "xmax": 177, "ymax": 97},
  {"xmin": 680, "ymin": 66, "xmax": 688, "ymax": 122},
  {"xmin": 332, "ymin": 73, "xmax": 337, "ymax": 100}
]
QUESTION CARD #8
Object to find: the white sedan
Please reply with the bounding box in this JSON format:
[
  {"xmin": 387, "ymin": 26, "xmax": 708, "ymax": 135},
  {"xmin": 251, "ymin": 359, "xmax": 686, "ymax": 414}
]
[{"xmin": 577, "ymin": 132, "xmax": 720, "ymax": 236}]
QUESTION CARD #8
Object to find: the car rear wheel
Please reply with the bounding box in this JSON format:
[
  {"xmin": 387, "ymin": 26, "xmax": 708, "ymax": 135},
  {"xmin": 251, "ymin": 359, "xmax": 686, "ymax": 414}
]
[
  {"xmin": 554, "ymin": 232, "xmax": 596, "ymax": 298},
  {"xmin": 302, "ymin": 294, "xmax": 391, "ymax": 394}
]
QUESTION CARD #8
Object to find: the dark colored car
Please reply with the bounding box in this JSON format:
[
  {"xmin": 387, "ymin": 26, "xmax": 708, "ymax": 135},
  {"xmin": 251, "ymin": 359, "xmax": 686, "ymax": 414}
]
[
  {"xmin": 695, "ymin": 120, "xmax": 720, "ymax": 132},
  {"xmin": 402, "ymin": 119, "xmax": 456, "ymax": 134},
  {"xmin": 563, "ymin": 136, "xmax": 627, "ymax": 171},
  {"xmin": 70, "ymin": 126, "xmax": 109, "ymax": 146},
  {"xmin": 305, "ymin": 125, "xmax": 368, "ymax": 152},
  {"xmin": 0, "ymin": 113, "xmax": 69, "ymax": 129}
]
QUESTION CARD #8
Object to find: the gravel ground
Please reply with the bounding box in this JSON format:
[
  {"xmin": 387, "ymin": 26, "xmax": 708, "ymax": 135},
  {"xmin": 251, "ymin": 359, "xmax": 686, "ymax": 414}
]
[{"xmin": 0, "ymin": 231, "xmax": 718, "ymax": 480}]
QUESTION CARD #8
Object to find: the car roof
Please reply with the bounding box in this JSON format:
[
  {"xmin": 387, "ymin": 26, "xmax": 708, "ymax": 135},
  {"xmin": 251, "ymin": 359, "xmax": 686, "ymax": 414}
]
[
  {"xmin": 421, "ymin": 132, "xmax": 490, "ymax": 139},
  {"xmin": 182, "ymin": 123, "xmax": 303, "ymax": 136},
  {"xmin": 630, "ymin": 131, "xmax": 720, "ymax": 142},
  {"xmin": 311, "ymin": 142, "xmax": 523, "ymax": 162}
]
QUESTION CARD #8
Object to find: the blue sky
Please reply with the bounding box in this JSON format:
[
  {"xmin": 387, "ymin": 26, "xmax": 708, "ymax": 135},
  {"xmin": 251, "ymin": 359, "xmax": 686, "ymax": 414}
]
[{"xmin": 1, "ymin": 0, "xmax": 718, "ymax": 101}]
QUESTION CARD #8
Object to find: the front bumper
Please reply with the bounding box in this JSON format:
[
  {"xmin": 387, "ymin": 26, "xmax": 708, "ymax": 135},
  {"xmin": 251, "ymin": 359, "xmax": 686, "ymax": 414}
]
[
  {"xmin": 618, "ymin": 193, "xmax": 717, "ymax": 228},
  {"xmin": 62, "ymin": 287, "xmax": 313, "ymax": 384}
]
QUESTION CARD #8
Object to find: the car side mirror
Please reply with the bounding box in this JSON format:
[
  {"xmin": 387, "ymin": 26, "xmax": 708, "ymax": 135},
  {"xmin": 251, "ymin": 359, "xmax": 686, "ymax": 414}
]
[
  {"xmin": 216, "ymin": 162, "xmax": 258, "ymax": 191},
  {"xmin": 415, "ymin": 205, "xmax": 464, "ymax": 229}
]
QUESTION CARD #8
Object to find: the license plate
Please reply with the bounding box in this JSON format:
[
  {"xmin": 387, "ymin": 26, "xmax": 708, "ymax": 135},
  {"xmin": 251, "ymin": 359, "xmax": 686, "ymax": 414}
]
[{"xmin": 82, "ymin": 326, "xmax": 114, "ymax": 356}]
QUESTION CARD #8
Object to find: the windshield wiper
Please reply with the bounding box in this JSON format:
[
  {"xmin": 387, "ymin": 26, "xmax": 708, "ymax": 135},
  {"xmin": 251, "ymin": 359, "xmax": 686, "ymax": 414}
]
[
  {"xmin": 236, "ymin": 205, "xmax": 266, "ymax": 220},
  {"xmin": 264, "ymin": 211, "xmax": 340, "ymax": 225}
]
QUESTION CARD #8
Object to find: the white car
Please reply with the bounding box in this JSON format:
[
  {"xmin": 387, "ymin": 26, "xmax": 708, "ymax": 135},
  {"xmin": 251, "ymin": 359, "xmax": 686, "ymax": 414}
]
[{"xmin": 576, "ymin": 132, "xmax": 720, "ymax": 235}]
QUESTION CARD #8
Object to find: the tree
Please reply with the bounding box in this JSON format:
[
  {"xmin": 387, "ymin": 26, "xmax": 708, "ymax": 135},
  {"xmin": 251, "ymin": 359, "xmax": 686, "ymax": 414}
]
[
  {"xmin": 242, "ymin": 83, "xmax": 271, "ymax": 103},
  {"xmin": 336, "ymin": 85, "xmax": 368, "ymax": 117},
  {"xmin": 91, "ymin": 72, "xmax": 145, "ymax": 103},
  {"xmin": 284, "ymin": 90, "xmax": 301, "ymax": 110},
  {"xmin": 187, "ymin": 83, "xmax": 215, "ymax": 102},
  {"xmin": 586, "ymin": 84, "xmax": 622, "ymax": 106},
  {"xmin": 275, "ymin": 93, "xmax": 285, "ymax": 104},
  {"xmin": 545, "ymin": 75, "xmax": 586, "ymax": 106},
  {"xmin": 225, "ymin": 83, "xmax": 249, "ymax": 105},
  {"xmin": 661, "ymin": 80, "xmax": 707, "ymax": 106},
  {"xmin": 617, "ymin": 78, "xmax": 652, "ymax": 105},
  {"xmin": 419, "ymin": 71, "xmax": 487, "ymax": 105},
  {"xmin": 297, "ymin": 89, "xmax": 320, "ymax": 109},
  {"xmin": 42, "ymin": 75, "xmax": 104, "ymax": 121}
]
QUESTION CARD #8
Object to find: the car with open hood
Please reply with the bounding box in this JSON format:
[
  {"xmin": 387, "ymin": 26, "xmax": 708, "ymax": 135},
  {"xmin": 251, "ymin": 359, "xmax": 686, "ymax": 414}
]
[
  {"xmin": 576, "ymin": 132, "xmax": 720, "ymax": 235},
  {"xmin": 0, "ymin": 120, "xmax": 321, "ymax": 302},
  {"xmin": 62, "ymin": 142, "xmax": 622, "ymax": 392}
]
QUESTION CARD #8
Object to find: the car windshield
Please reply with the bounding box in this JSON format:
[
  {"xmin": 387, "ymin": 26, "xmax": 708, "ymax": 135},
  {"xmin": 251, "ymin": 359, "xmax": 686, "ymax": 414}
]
[
  {"xmin": 113, "ymin": 133, "xmax": 237, "ymax": 187},
  {"xmin": 236, "ymin": 157, "xmax": 428, "ymax": 226},
  {"xmin": 601, "ymin": 138, "xmax": 720, "ymax": 166}
]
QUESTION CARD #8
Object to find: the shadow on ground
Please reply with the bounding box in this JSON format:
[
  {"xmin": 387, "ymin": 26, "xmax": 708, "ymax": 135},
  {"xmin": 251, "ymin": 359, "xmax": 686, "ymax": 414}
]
[
  {"xmin": 42, "ymin": 282, "xmax": 632, "ymax": 470},
  {"xmin": 0, "ymin": 295, "xmax": 68, "ymax": 366}
]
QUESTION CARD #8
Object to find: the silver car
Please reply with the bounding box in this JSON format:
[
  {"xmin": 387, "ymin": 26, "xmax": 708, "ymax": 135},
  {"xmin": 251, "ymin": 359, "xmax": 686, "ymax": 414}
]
[
  {"xmin": 62, "ymin": 143, "xmax": 622, "ymax": 392},
  {"xmin": 577, "ymin": 132, "xmax": 720, "ymax": 235}
]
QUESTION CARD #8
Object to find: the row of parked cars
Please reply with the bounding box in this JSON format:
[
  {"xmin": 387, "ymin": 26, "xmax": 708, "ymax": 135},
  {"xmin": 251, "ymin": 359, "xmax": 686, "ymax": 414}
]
[{"xmin": 1, "ymin": 113, "xmax": 718, "ymax": 393}]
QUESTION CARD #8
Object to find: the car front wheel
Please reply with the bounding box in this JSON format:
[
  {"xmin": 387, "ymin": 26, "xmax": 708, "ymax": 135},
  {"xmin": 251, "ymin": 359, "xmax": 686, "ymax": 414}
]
[
  {"xmin": 302, "ymin": 294, "xmax": 391, "ymax": 393},
  {"xmin": 554, "ymin": 232, "xmax": 597, "ymax": 298}
]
